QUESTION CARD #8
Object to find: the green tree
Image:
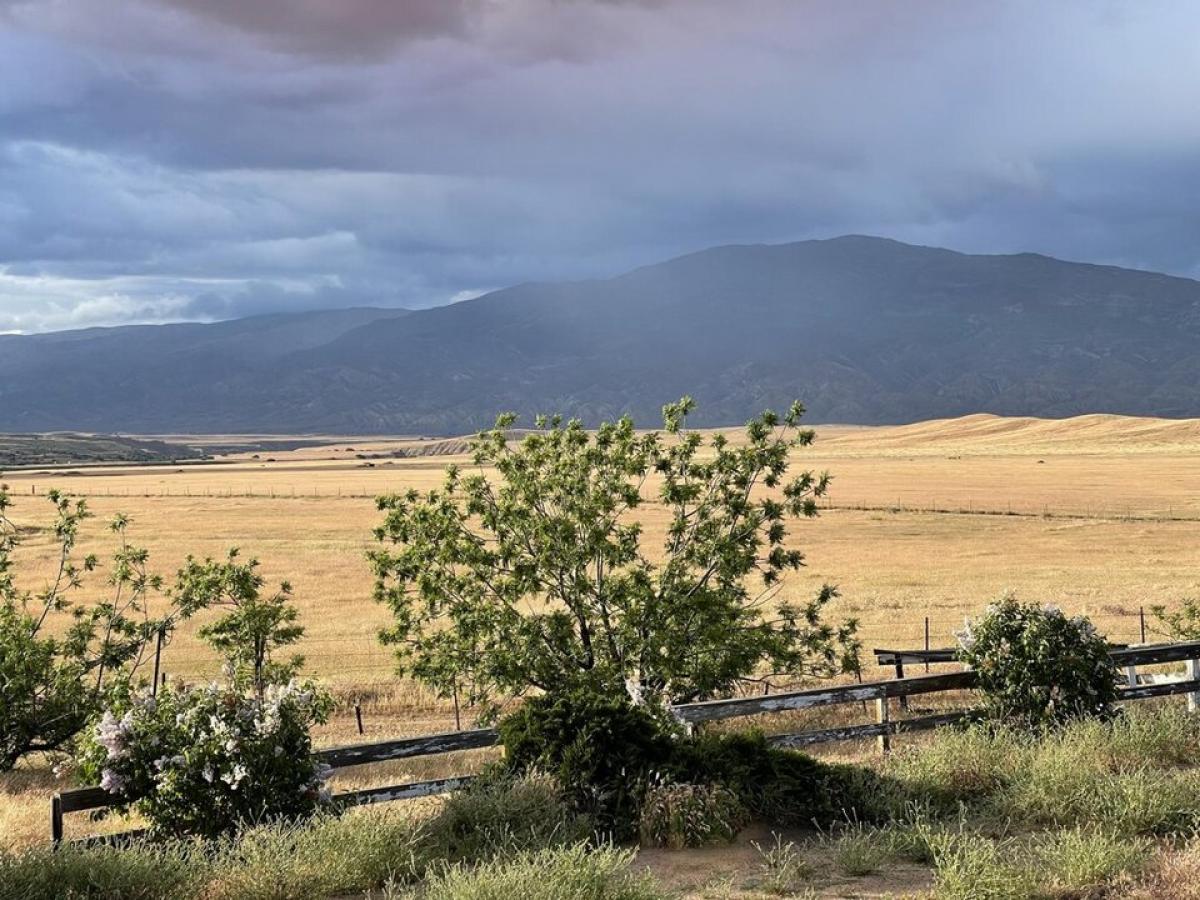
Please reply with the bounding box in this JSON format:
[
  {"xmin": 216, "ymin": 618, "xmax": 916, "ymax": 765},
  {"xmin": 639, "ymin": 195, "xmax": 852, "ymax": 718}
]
[
  {"xmin": 0, "ymin": 486, "xmax": 174, "ymax": 770},
  {"xmin": 173, "ymin": 549, "xmax": 304, "ymax": 695},
  {"xmin": 1150, "ymin": 598, "xmax": 1200, "ymax": 641},
  {"xmin": 370, "ymin": 398, "xmax": 858, "ymax": 713}
]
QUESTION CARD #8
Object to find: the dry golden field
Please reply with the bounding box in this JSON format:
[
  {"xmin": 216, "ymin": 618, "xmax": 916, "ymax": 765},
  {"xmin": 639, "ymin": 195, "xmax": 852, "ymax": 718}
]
[{"xmin": 3, "ymin": 412, "xmax": 1200, "ymax": 848}]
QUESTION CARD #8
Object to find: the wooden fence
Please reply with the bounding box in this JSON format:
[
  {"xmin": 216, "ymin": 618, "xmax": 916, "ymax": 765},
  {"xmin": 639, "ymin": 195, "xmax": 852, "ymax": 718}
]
[{"xmin": 51, "ymin": 639, "xmax": 1200, "ymax": 845}]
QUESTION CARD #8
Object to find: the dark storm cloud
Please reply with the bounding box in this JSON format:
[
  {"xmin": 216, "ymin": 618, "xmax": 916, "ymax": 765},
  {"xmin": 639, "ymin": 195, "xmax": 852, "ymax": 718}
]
[
  {"xmin": 2, "ymin": 0, "xmax": 1200, "ymax": 331},
  {"xmin": 150, "ymin": 0, "xmax": 478, "ymax": 59}
]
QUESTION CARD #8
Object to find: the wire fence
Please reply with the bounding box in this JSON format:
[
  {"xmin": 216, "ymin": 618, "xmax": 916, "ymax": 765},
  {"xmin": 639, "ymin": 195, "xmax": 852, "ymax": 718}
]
[
  {"xmin": 153, "ymin": 607, "xmax": 1166, "ymax": 694},
  {"xmin": 12, "ymin": 482, "xmax": 1200, "ymax": 521}
]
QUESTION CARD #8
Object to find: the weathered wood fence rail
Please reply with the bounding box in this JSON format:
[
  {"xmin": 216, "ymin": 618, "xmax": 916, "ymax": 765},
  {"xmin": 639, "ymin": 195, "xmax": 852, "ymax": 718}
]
[{"xmin": 52, "ymin": 639, "xmax": 1200, "ymax": 845}]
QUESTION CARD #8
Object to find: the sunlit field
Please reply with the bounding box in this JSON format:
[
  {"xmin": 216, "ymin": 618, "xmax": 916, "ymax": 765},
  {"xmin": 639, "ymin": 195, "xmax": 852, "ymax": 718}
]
[{"xmin": 3, "ymin": 412, "xmax": 1200, "ymax": 849}]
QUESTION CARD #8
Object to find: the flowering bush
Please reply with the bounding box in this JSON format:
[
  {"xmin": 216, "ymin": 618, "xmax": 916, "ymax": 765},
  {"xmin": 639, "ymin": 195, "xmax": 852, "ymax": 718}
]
[
  {"xmin": 957, "ymin": 596, "xmax": 1118, "ymax": 728},
  {"xmin": 76, "ymin": 679, "xmax": 333, "ymax": 838}
]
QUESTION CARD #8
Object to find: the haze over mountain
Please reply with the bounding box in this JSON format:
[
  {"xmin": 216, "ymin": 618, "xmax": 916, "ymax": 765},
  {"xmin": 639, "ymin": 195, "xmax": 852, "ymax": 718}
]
[{"xmin": 3, "ymin": 236, "xmax": 1200, "ymax": 435}]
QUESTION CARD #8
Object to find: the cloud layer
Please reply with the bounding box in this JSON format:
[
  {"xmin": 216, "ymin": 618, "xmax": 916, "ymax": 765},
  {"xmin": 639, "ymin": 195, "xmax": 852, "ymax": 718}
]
[{"xmin": 2, "ymin": 0, "xmax": 1200, "ymax": 331}]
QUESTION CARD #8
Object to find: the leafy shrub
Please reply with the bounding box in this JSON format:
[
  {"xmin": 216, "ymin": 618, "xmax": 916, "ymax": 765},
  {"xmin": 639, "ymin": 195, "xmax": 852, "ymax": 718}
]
[
  {"xmin": 372, "ymin": 399, "xmax": 858, "ymax": 716},
  {"xmin": 957, "ymin": 596, "xmax": 1118, "ymax": 728},
  {"xmin": 673, "ymin": 730, "xmax": 883, "ymax": 827},
  {"xmin": 400, "ymin": 844, "xmax": 666, "ymax": 900},
  {"xmin": 498, "ymin": 686, "xmax": 677, "ymax": 839},
  {"xmin": 637, "ymin": 780, "xmax": 747, "ymax": 848},
  {"xmin": 75, "ymin": 680, "xmax": 333, "ymax": 839}
]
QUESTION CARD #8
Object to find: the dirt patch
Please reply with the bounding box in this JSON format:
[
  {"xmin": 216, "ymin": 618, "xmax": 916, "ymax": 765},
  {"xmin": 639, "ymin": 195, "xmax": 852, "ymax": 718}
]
[{"xmin": 635, "ymin": 823, "xmax": 934, "ymax": 898}]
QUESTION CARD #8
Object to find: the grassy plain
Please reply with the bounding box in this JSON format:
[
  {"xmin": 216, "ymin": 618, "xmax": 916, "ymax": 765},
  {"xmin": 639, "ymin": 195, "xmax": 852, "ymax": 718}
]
[{"xmin": 3, "ymin": 412, "xmax": 1200, "ymax": 850}]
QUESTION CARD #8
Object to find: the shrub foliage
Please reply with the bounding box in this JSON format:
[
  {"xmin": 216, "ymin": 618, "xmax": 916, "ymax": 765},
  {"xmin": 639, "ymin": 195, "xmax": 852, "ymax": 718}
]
[
  {"xmin": 76, "ymin": 680, "xmax": 333, "ymax": 839},
  {"xmin": 957, "ymin": 596, "xmax": 1118, "ymax": 728},
  {"xmin": 499, "ymin": 684, "xmax": 677, "ymax": 838}
]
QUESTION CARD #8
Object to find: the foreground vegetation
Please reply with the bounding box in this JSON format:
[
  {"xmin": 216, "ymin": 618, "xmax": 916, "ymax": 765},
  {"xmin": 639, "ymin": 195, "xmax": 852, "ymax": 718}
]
[{"xmin": 7, "ymin": 706, "xmax": 1200, "ymax": 898}]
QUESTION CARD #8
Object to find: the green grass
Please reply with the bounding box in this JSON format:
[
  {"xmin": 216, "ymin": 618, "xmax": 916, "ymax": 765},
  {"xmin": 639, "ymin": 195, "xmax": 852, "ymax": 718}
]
[
  {"xmin": 0, "ymin": 774, "xmax": 588, "ymax": 900},
  {"xmin": 752, "ymin": 833, "xmax": 813, "ymax": 895},
  {"xmin": 1033, "ymin": 826, "xmax": 1152, "ymax": 895},
  {"xmin": 0, "ymin": 839, "xmax": 202, "ymax": 900},
  {"xmin": 391, "ymin": 845, "xmax": 666, "ymax": 900}
]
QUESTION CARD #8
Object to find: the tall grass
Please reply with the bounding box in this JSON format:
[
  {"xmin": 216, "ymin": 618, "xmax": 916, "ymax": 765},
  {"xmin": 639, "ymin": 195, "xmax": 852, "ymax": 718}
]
[
  {"xmin": 0, "ymin": 774, "xmax": 587, "ymax": 900},
  {"xmin": 392, "ymin": 845, "xmax": 666, "ymax": 900},
  {"xmin": 882, "ymin": 706, "xmax": 1200, "ymax": 835}
]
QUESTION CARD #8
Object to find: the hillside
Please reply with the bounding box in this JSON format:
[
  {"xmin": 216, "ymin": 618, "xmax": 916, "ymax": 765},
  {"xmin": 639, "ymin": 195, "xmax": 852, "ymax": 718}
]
[
  {"xmin": 813, "ymin": 413, "xmax": 1200, "ymax": 457},
  {"xmin": 0, "ymin": 433, "xmax": 205, "ymax": 467},
  {"xmin": 4, "ymin": 236, "xmax": 1200, "ymax": 433}
]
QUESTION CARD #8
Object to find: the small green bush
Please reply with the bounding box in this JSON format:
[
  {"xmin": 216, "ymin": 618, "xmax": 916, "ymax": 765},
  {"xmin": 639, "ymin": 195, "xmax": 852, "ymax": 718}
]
[
  {"xmin": 637, "ymin": 781, "xmax": 747, "ymax": 848},
  {"xmin": 822, "ymin": 822, "xmax": 890, "ymax": 876},
  {"xmin": 401, "ymin": 844, "xmax": 667, "ymax": 900},
  {"xmin": 498, "ymin": 686, "xmax": 677, "ymax": 838},
  {"xmin": 957, "ymin": 596, "xmax": 1118, "ymax": 728},
  {"xmin": 674, "ymin": 730, "xmax": 883, "ymax": 827}
]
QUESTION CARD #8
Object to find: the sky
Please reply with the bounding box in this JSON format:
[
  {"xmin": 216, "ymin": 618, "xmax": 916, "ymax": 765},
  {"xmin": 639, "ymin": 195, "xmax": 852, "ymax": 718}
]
[{"xmin": 2, "ymin": 0, "xmax": 1200, "ymax": 333}]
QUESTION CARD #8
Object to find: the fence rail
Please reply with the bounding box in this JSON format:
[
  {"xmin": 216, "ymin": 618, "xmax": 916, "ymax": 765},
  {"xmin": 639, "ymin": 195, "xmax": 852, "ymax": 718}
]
[{"xmin": 51, "ymin": 639, "xmax": 1200, "ymax": 846}]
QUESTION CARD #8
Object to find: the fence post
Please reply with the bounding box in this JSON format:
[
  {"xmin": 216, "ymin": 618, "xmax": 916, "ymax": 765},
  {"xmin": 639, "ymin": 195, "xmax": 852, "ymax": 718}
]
[
  {"xmin": 151, "ymin": 625, "xmax": 165, "ymax": 698},
  {"xmin": 875, "ymin": 696, "xmax": 891, "ymax": 753},
  {"xmin": 894, "ymin": 657, "xmax": 909, "ymax": 711},
  {"xmin": 355, "ymin": 702, "xmax": 365, "ymax": 736},
  {"xmin": 1139, "ymin": 607, "xmax": 1146, "ymax": 644},
  {"xmin": 1189, "ymin": 658, "xmax": 1200, "ymax": 713},
  {"xmin": 51, "ymin": 794, "xmax": 63, "ymax": 847},
  {"xmin": 924, "ymin": 617, "xmax": 930, "ymax": 672}
]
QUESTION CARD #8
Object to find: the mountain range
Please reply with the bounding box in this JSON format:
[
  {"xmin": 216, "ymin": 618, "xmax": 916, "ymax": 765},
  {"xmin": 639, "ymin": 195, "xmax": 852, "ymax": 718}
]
[{"xmin": 4, "ymin": 235, "xmax": 1200, "ymax": 434}]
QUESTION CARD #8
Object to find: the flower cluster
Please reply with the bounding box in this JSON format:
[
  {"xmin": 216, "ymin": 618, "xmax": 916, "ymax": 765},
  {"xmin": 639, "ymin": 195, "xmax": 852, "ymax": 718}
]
[
  {"xmin": 956, "ymin": 595, "xmax": 1118, "ymax": 728},
  {"xmin": 76, "ymin": 679, "xmax": 333, "ymax": 838}
]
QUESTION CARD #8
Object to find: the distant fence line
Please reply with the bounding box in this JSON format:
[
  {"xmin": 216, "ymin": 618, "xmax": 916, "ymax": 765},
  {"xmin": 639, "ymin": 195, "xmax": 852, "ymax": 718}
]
[
  {"xmin": 53, "ymin": 639, "xmax": 1200, "ymax": 847},
  {"xmin": 14, "ymin": 482, "xmax": 1199, "ymax": 522}
]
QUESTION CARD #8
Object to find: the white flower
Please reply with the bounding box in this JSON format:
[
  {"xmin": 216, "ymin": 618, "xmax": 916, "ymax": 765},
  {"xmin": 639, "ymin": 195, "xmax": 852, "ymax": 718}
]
[
  {"xmin": 202, "ymin": 764, "xmax": 215, "ymax": 783},
  {"xmin": 100, "ymin": 768, "xmax": 127, "ymax": 794},
  {"xmin": 95, "ymin": 711, "xmax": 131, "ymax": 760}
]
